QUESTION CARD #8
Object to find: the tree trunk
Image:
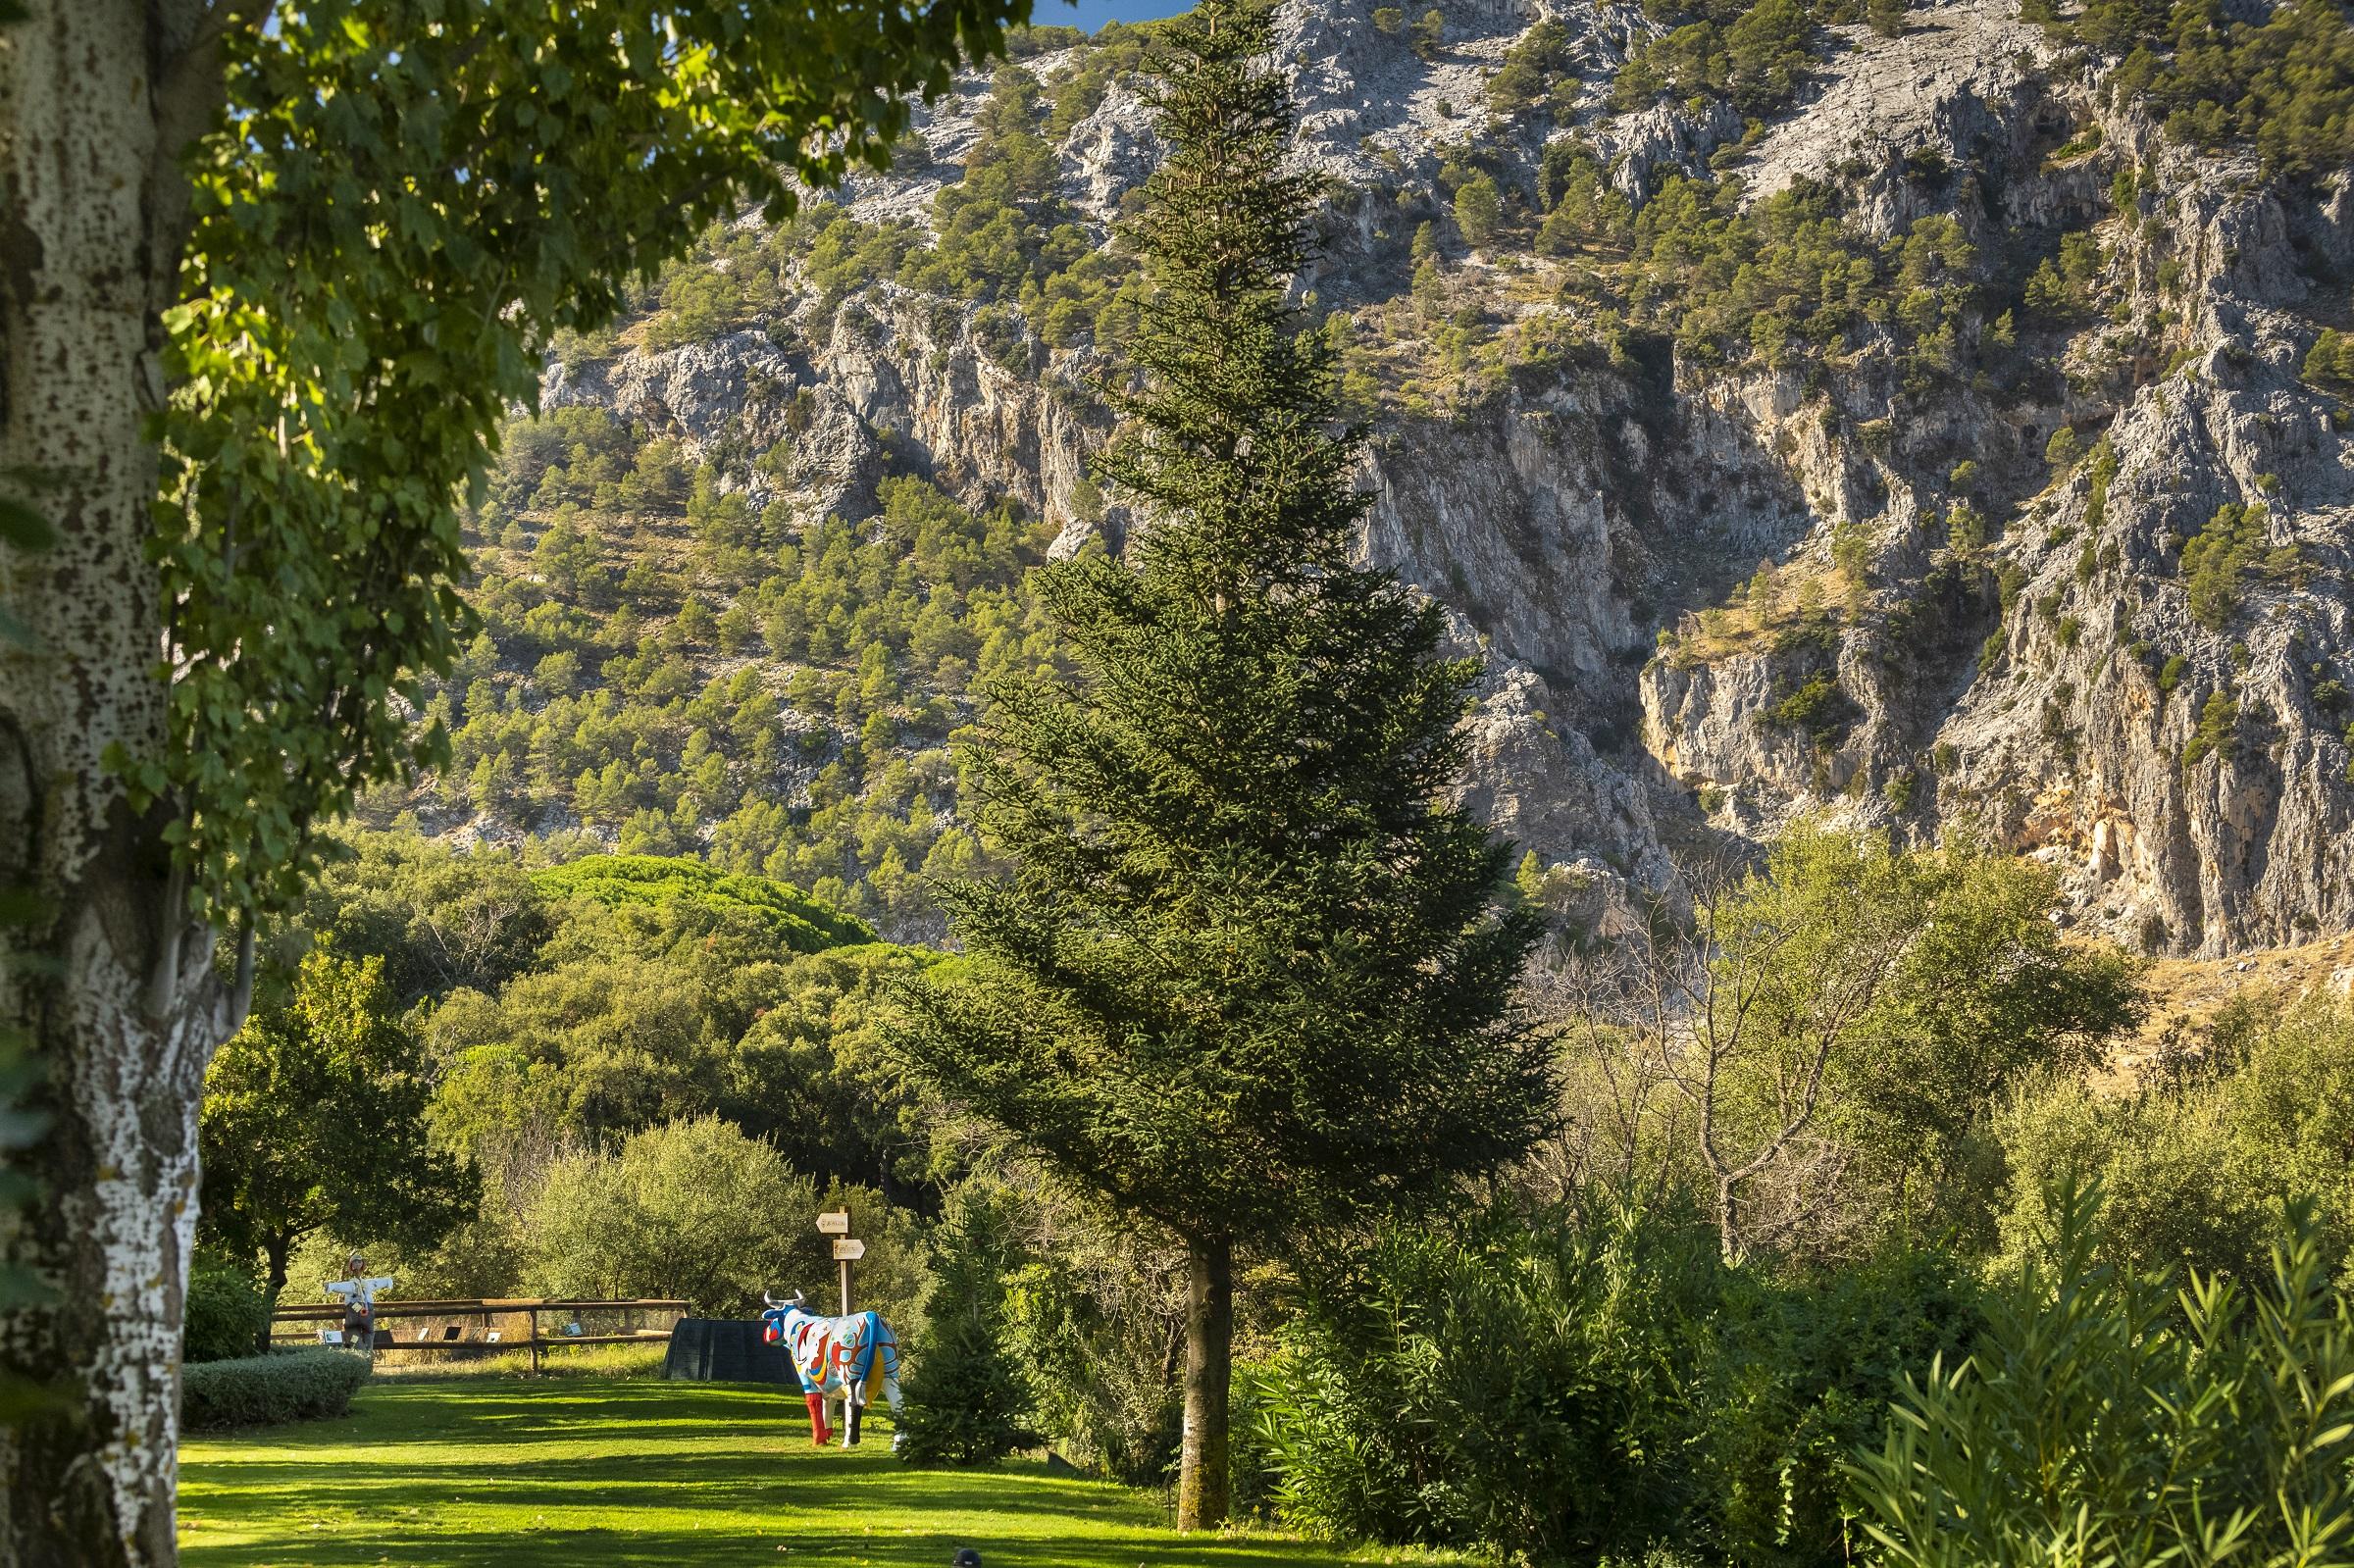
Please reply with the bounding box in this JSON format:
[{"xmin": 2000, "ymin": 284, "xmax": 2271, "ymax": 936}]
[
  {"xmin": 0, "ymin": 2, "xmax": 230, "ymax": 1565},
  {"xmin": 1174, "ymin": 1235, "xmax": 1232, "ymax": 1532},
  {"xmin": 259, "ymin": 1238, "xmax": 293, "ymax": 1355}
]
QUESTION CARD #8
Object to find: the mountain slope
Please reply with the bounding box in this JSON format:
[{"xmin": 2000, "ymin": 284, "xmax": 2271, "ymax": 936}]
[{"xmin": 401, "ymin": 0, "xmax": 2354, "ymax": 956}]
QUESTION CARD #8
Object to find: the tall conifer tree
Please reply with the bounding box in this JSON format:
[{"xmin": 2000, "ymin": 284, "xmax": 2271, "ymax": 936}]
[{"xmin": 896, "ymin": 0, "xmax": 1553, "ymax": 1528}]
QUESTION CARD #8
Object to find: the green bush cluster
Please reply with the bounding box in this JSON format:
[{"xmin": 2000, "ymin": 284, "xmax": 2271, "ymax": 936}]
[
  {"xmin": 181, "ymin": 1349, "xmax": 372, "ymax": 1432},
  {"xmin": 2181, "ymin": 686, "xmax": 2240, "ymax": 772},
  {"xmin": 183, "ymin": 1255, "xmax": 271, "ymax": 1364},
  {"xmin": 1246, "ymin": 900, "xmax": 2354, "ymax": 1565},
  {"xmin": 1612, "ymin": 0, "xmax": 1818, "ymax": 116},
  {"xmin": 1256, "ymin": 1200, "xmax": 1978, "ymax": 1565},
  {"xmin": 519, "ymin": 1116, "xmax": 923, "ymax": 1322},
  {"xmin": 1993, "ymin": 997, "xmax": 2354, "ymax": 1281},
  {"xmin": 1856, "ymin": 1185, "xmax": 2354, "ymax": 1568},
  {"xmin": 284, "ymin": 835, "xmax": 940, "ymax": 1210},
  {"xmin": 1621, "ymin": 177, "xmax": 1988, "ymax": 383},
  {"xmin": 532, "ymin": 854, "xmax": 872, "ymax": 953},
  {"xmin": 2180, "ymin": 500, "xmax": 2269, "ymax": 630},
  {"xmin": 2022, "ymin": 231, "xmax": 2104, "ymax": 320},
  {"xmin": 2069, "ymin": 0, "xmax": 2354, "ymax": 177},
  {"xmin": 1535, "ymin": 143, "xmax": 1636, "ymax": 255},
  {"xmin": 1758, "ymin": 669, "xmax": 1848, "ymax": 739},
  {"xmin": 2307, "ymin": 327, "xmax": 2354, "ymax": 391},
  {"xmin": 1486, "ymin": 19, "xmax": 1579, "ymax": 119}
]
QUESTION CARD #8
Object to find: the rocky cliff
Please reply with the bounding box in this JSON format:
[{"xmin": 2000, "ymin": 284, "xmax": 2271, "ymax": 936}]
[{"xmin": 528, "ymin": 0, "xmax": 2353, "ymax": 955}]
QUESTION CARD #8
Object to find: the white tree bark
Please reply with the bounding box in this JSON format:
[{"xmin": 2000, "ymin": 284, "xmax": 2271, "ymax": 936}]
[{"xmin": 0, "ymin": 1, "xmax": 229, "ymax": 1562}]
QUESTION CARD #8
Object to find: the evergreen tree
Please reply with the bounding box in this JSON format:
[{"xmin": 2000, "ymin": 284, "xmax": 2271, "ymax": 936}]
[
  {"xmin": 895, "ymin": 1189, "xmax": 1029, "ymax": 1466},
  {"xmin": 896, "ymin": 0, "xmax": 1553, "ymax": 1529}
]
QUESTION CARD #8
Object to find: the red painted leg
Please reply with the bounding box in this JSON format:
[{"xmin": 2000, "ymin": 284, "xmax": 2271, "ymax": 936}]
[{"xmin": 805, "ymin": 1391, "xmax": 833, "ymax": 1445}]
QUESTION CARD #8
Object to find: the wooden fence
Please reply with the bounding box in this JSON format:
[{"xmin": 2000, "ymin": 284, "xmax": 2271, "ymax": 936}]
[{"xmin": 270, "ymin": 1297, "xmax": 689, "ymax": 1375}]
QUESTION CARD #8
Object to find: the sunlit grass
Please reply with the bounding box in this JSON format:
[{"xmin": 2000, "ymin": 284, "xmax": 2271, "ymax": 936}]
[
  {"xmin": 370, "ymin": 1341, "xmax": 670, "ymax": 1382},
  {"xmin": 179, "ymin": 1377, "xmax": 1470, "ymax": 1568}
]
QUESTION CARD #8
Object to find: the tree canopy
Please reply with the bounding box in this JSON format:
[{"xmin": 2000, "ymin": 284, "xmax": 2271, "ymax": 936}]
[{"xmin": 199, "ymin": 949, "xmax": 474, "ymax": 1298}]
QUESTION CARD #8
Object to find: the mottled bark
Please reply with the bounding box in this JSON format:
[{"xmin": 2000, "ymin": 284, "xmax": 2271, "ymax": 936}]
[
  {"xmin": 1174, "ymin": 1235, "xmax": 1232, "ymax": 1533},
  {"xmin": 0, "ymin": 1, "xmax": 230, "ymax": 1563}
]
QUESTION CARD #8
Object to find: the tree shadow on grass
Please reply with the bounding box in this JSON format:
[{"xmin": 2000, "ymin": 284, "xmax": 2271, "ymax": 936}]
[
  {"xmin": 184, "ymin": 1457, "xmax": 1166, "ymax": 1530},
  {"xmin": 181, "ymin": 1379, "xmax": 1407, "ymax": 1568},
  {"xmin": 181, "ymin": 1524, "xmax": 1383, "ymax": 1568}
]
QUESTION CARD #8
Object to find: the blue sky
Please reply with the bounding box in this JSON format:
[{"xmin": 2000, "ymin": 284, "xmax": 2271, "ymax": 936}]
[{"xmin": 1029, "ymin": 0, "xmax": 1194, "ymax": 31}]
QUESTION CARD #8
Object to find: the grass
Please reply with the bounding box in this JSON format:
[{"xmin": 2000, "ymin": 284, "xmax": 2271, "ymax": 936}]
[
  {"xmin": 179, "ymin": 1377, "xmax": 1466, "ymax": 1568},
  {"xmin": 370, "ymin": 1341, "xmax": 671, "ymax": 1382}
]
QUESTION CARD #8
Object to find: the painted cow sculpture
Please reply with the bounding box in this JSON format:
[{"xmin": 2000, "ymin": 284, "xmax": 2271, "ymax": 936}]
[{"xmin": 760, "ymin": 1291, "xmax": 904, "ymax": 1447}]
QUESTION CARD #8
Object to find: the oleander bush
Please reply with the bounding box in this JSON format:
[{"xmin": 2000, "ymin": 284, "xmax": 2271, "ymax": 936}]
[
  {"xmin": 1850, "ymin": 1185, "xmax": 2354, "ymax": 1568},
  {"xmin": 181, "ymin": 1348, "xmax": 372, "ymax": 1432},
  {"xmin": 1253, "ymin": 1197, "xmax": 1981, "ymax": 1566}
]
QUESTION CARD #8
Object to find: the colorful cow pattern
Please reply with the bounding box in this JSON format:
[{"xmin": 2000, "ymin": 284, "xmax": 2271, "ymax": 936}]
[{"xmin": 760, "ymin": 1293, "xmax": 903, "ymax": 1446}]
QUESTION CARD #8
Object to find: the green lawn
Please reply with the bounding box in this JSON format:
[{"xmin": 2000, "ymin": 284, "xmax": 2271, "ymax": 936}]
[{"xmin": 179, "ymin": 1378, "xmax": 1458, "ymax": 1568}]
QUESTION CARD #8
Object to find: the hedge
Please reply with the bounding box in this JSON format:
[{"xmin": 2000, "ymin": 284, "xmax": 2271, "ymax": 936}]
[{"xmin": 182, "ymin": 1349, "xmax": 372, "ymax": 1432}]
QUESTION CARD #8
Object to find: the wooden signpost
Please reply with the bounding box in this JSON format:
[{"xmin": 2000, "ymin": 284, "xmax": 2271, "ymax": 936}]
[
  {"xmin": 817, "ymin": 1209, "xmax": 853, "ymax": 1311},
  {"xmin": 818, "ymin": 1210, "xmax": 858, "ymax": 1431}
]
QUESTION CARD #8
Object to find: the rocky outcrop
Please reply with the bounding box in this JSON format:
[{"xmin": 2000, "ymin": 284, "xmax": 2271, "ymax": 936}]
[{"xmin": 539, "ymin": 0, "xmax": 2354, "ymax": 955}]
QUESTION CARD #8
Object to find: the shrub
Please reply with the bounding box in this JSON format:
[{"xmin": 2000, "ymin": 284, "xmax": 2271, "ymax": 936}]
[
  {"xmin": 1759, "ymin": 671, "xmax": 1848, "ymax": 741},
  {"xmin": 2181, "ymin": 688, "xmax": 2239, "ymax": 772},
  {"xmin": 1453, "ymin": 174, "xmax": 1504, "ymax": 250},
  {"xmin": 2044, "ymin": 426, "xmax": 2082, "ymax": 472},
  {"xmin": 1409, "ymin": 6, "xmax": 1444, "ymax": 59},
  {"xmin": 1994, "ymin": 997, "xmax": 2354, "ymax": 1283},
  {"xmin": 183, "ymin": 1255, "xmax": 271, "ymax": 1364},
  {"xmin": 2180, "ymin": 501, "xmax": 2268, "ymax": 631},
  {"xmin": 182, "ymin": 1349, "xmax": 372, "ymax": 1432},
  {"xmin": 1258, "ymin": 1200, "xmax": 1720, "ymax": 1560},
  {"xmin": 1489, "ymin": 19, "xmax": 1574, "ymax": 116},
  {"xmin": 1256, "ymin": 1198, "xmax": 1982, "ymax": 1567},
  {"xmin": 1700, "ymin": 1247, "xmax": 1980, "ymax": 1566},
  {"xmin": 523, "ymin": 1116, "xmax": 922, "ymax": 1323},
  {"xmin": 2306, "ymin": 328, "xmax": 2354, "ymax": 391},
  {"xmin": 1945, "ymin": 501, "xmax": 1987, "ymax": 551},
  {"xmin": 531, "ymin": 854, "xmax": 873, "ymax": 953},
  {"xmin": 998, "ymin": 1233, "xmax": 1186, "ymax": 1485},
  {"xmin": 1849, "ymin": 1185, "xmax": 2354, "ymax": 1567}
]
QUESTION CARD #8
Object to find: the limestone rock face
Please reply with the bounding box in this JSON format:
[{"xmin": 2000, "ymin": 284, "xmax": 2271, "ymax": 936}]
[{"xmin": 538, "ymin": 0, "xmax": 2354, "ymax": 954}]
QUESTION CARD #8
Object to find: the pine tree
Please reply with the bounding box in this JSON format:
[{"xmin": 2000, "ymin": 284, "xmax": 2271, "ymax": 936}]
[
  {"xmin": 895, "ymin": 1189, "xmax": 1029, "ymax": 1467},
  {"xmin": 895, "ymin": 0, "xmax": 1552, "ymax": 1530}
]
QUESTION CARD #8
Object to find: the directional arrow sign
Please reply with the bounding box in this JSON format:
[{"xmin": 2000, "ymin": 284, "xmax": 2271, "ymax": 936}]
[
  {"xmin": 831, "ymin": 1239, "xmax": 866, "ymax": 1261},
  {"xmin": 816, "ymin": 1211, "xmax": 850, "ymax": 1236}
]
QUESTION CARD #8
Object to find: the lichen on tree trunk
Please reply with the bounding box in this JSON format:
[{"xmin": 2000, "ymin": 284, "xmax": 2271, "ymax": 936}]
[{"xmin": 0, "ymin": 0, "xmax": 230, "ymax": 1563}]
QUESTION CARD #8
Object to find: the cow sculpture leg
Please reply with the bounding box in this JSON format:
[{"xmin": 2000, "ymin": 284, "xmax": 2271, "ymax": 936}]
[{"xmin": 803, "ymin": 1391, "xmax": 833, "ymax": 1446}]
